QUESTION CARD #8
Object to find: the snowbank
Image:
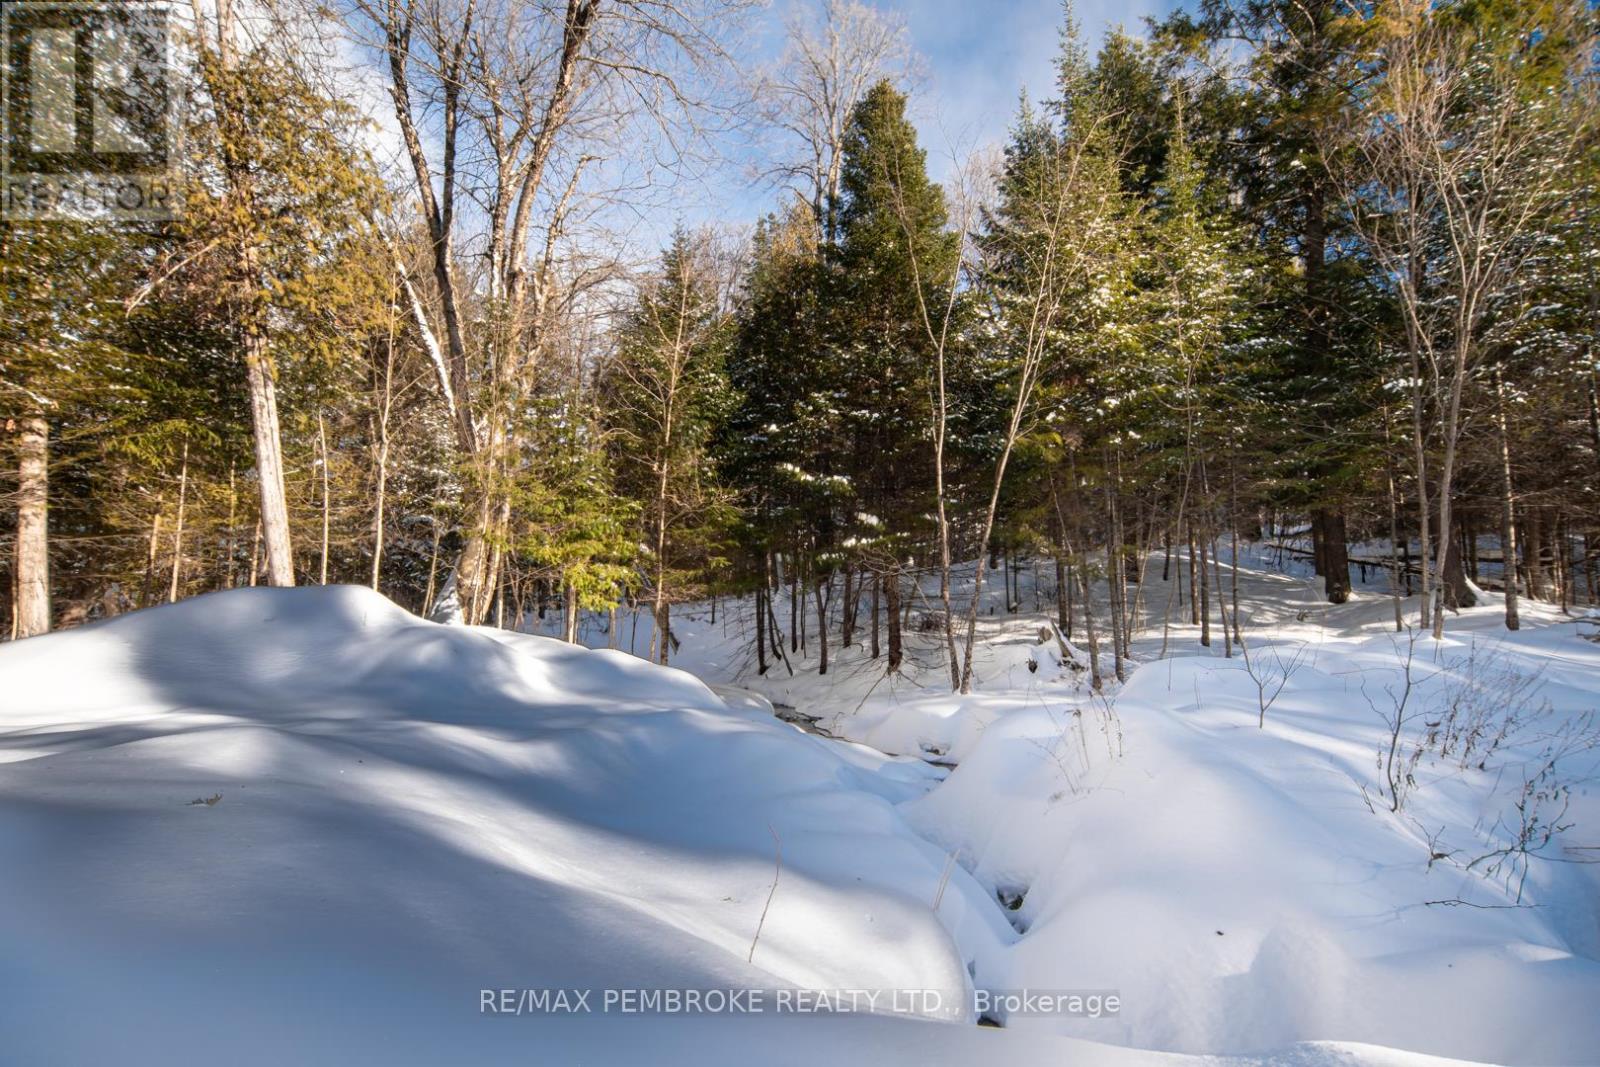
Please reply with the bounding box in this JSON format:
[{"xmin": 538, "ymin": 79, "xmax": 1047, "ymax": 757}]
[
  {"xmin": 0, "ymin": 586, "xmax": 1012, "ymax": 1063},
  {"xmin": 574, "ymin": 550, "xmax": 1600, "ymax": 1065},
  {"xmin": 2, "ymin": 577, "xmax": 1586, "ymax": 1066}
]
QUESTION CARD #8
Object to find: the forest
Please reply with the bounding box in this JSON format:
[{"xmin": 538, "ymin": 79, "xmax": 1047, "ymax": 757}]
[
  {"xmin": 4, "ymin": 0, "xmax": 1598, "ymax": 677},
  {"xmin": 8, "ymin": 3, "xmax": 1600, "ymax": 1063}
]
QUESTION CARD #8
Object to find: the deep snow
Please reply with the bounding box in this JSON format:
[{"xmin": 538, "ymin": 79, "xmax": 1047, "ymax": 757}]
[
  {"xmin": 544, "ymin": 545, "xmax": 1600, "ymax": 1065},
  {"xmin": 1, "ymin": 548, "xmax": 1597, "ymax": 1065}
]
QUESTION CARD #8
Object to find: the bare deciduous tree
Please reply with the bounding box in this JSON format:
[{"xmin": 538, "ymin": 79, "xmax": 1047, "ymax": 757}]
[
  {"xmin": 350, "ymin": 0, "xmax": 750, "ymax": 622},
  {"xmin": 1343, "ymin": 0, "xmax": 1591, "ymax": 637},
  {"xmin": 763, "ymin": 0, "xmax": 912, "ymax": 238}
]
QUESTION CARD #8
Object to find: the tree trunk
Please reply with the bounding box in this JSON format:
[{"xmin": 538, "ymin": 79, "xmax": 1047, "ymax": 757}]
[
  {"xmin": 1314, "ymin": 508, "xmax": 1351, "ymax": 604},
  {"xmin": 370, "ymin": 439, "xmax": 388, "ymax": 592},
  {"xmin": 789, "ymin": 560, "xmax": 798, "ymax": 655},
  {"xmin": 1384, "ymin": 411, "xmax": 1405, "ymax": 632},
  {"xmin": 1075, "ymin": 543, "xmax": 1102, "ymax": 691},
  {"xmin": 422, "ymin": 521, "xmax": 442, "ymax": 616},
  {"xmin": 1557, "ymin": 513, "xmax": 1572, "ymax": 614},
  {"xmin": 1467, "ymin": 517, "xmax": 1480, "ymax": 580},
  {"xmin": 317, "ymin": 412, "xmax": 331, "ymax": 585},
  {"xmin": 870, "ymin": 573, "xmax": 880, "ymax": 660},
  {"xmin": 1064, "ymin": 559, "xmax": 1075, "ymax": 641},
  {"xmin": 841, "ymin": 567, "xmax": 854, "ymax": 649},
  {"xmin": 223, "ymin": 464, "xmax": 237, "ymax": 589},
  {"xmin": 169, "ymin": 440, "xmax": 189, "ymax": 603},
  {"xmin": 14, "ymin": 415, "xmax": 50, "ymax": 637},
  {"xmin": 885, "ymin": 563, "xmax": 902, "ymax": 674},
  {"xmin": 813, "ymin": 577, "xmax": 828, "ymax": 675},
  {"xmin": 1408, "ymin": 341, "xmax": 1432, "ymax": 630},
  {"xmin": 248, "ymin": 517, "xmax": 261, "ymax": 587},
  {"xmin": 1055, "ymin": 554, "xmax": 1068, "ymax": 631},
  {"xmin": 756, "ymin": 583, "xmax": 768, "ymax": 675},
  {"xmin": 142, "ymin": 509, "xmax": 162, "ymax": 608},
  {"xmin": 798, "ymin": 556, "xmax": 807, "ymax": 654},
  {"xmin": 1212, "ymin": 536, "xmax": 1233, "ymax": 658},
  {"xmin": 1439, "ymin": 533, "xmax": 1474, "ymax": 611},
  {"xmin": 1187, "ymin": 524, "xmax": 1200, "ymax": 625},
  {"xmin": 245, "ymin": 332, "xmax": 295, "ymax": 587},
  {"xmin": 1106, "ymin": 539, "xmax": 1126, "ymax": 682},
  {"xmin": 1310, "ymin": 510, "xmax": 1328, "ymax": 578},
  {"xmin": 1493, "ymin": 371, "xmax": 1520, "ymax": 629},
  {"xmin": 1230, "ymin": 526, "xmax": 1242, "ymax": 647},
  {"xmin": 1525, "ymin": 510, "xmax": 1546, "ymax": 601},
  {"xmin": 656, "ymin": 601, "xmax": 670, "ymax": 666}
]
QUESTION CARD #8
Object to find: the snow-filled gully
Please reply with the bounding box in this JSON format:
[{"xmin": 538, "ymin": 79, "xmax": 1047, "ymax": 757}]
[{"xmin": 733, "ymin": 683, "xmax": 1032, "ymax": 1027}]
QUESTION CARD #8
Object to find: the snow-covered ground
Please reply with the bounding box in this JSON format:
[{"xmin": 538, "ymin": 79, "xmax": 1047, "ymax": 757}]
[{"xmin": 3, "ymin": 547, "xmax": 1597, "ymax": 1065}]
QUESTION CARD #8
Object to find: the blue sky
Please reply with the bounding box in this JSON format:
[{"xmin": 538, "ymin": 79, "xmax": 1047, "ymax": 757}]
[
  {"xmin": 666, "ymin": 0, "xmax": 1183, "ymax": 240},
  {"xmin": 887, "ymin": 0, "xmax": 1181, "ymax": 169},
  {"xmin": 339, "ymin": 0, "xmax": 1187, "ymax": 254}
]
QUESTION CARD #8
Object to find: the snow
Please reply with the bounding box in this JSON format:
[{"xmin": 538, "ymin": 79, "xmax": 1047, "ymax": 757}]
[
  {"xmin": 2, "ymin": 551, "xmax": 1597, "ymax": 1065},
  {"xmin": 541, "ymin": 546, "xmax": 1600, "ymax": 1064}
]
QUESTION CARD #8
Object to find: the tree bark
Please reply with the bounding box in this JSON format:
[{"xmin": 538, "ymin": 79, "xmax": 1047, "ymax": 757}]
[
  {"xmin": 1212, "ymin": 536, "xmax": 1233, "ymax": 658},
  {"xmin": 245, "ymin": 333, "xmax": 295, "ymax": 586},
  {"xmin": 756, "ymin": 583, "xmax": 768, "ymax": 675},
  {"xmin": 169, "ymin": 440, "xmax": 189, "ymax": 603},
  {"xmin": 14, "ymin": 415, "xmax": 50, "ymax": 637},
  {"xmin": 1493, "ymin": 370, "xmax": 1520, "ymax": 629},
  {"xmin": 142, "ymin": 509, "xmax": 162, "ymax": 608},
  {"xmin": 841, "ymin": 567, "xmax": 854, "ymax": 648},
  {"xmin": 885, "ymin": 563, "xmax": 902, "ymax": 674},
  {"xmin": 1525, "ymin": 510, "xmax": 1546, "ymax": 601},
  {"xmin": 1055, "ymin": 554, "xmax": 1068, "ymax": 631},
  {"xmin": 1438, "ymin": 525, "xmax": 1475, "ymax": 612},
  {"xmin": 317, "ymin": 412, "xmax": 331, "ymax": 585},
  {"xmin": 813, "ymin": 577, "xmax": 828, "ymax": 675},
  {"xmin": 223, "ymin": 464, "xmax": 237, "ymax": 589},
  {"xmin": 869, "ymin": 572, "xmax": 880, "ymax": 660},
  {"xmin": 1075, "ymin": 541, "xmax": 1102, "ymax": 691},
  {"xmin": 1313, "ymin": 508, "xmax": 1351, "ymax": 603},
  {"xmin": 1384, "ymin": 410, "xmax": 1405, "ymax": 632},
  {"xmin": 1187, "ymin": 524, "xmax": 1200, "ymax": 624},
  {"xmin": 789, "ymin": 559, "xmax": 798, "ymax": 655}
]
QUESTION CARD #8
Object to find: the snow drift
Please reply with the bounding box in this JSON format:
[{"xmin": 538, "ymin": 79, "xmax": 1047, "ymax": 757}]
[
  {"xmin": 1, "ymin": 579, "xmax": 1586, "ymax": 1066},
  {"xmin": 562, "ymin": 552, "xmax": 1600, "ymax": 1066},
  {"xmin": 0, "ymin": 586, "xmax": 1000, "ymax": 1063}
]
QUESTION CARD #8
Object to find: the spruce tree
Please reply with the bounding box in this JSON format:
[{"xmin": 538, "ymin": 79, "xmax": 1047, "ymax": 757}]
[{"xmin": 826, "ymin": 79, "xmax": 957, "ymax": 672}]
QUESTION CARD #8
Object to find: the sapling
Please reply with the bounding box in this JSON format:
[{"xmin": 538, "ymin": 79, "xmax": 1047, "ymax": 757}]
[
  {"xmin": 1238, "ymin": 639, "xmax": 1310, "ymax": 728},
  {"xmin": 1360, "ymin": 629, "xmax": 1434, "ymax": 812}
]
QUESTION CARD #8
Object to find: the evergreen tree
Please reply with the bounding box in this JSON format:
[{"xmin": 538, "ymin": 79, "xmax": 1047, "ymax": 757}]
[
  {"xmin": 826, "ymin": 79, "xmax": 958, "ymax": 672},
  {"xmin": 603, "ymin": 231, "xmax": 738, "ymax": 664}
]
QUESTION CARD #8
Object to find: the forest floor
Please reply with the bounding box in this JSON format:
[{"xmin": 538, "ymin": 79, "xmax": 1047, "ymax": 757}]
[{"xmin": 2, "ymin": 546, "xmax": 1598, "ymax": 1065}]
